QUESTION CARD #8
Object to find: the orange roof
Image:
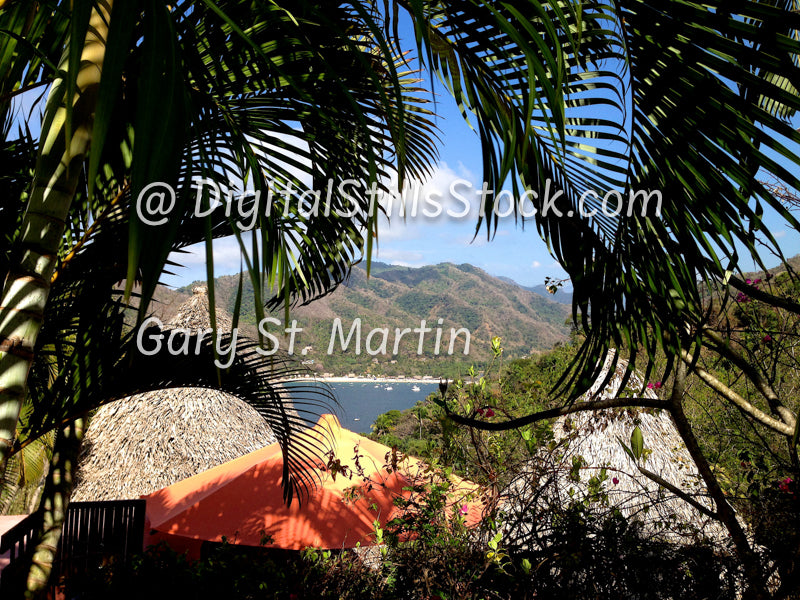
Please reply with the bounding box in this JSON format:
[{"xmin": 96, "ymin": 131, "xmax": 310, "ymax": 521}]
[{"xmin": 143, "ymin": 415, "xmax": 484, "ymax": 550}]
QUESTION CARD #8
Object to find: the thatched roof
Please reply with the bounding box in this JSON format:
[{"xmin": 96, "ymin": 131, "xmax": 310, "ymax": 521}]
[
  {"xmin": 164, "ymin": 285, "xmax": 234, "ymax": 331},
  {"xmin": 504, "ymin": 352, "xmax": 728, "ymax": 545},
  {"xmin": 72, "ymin": 287, "xmax": 277, "ymax": 502}
]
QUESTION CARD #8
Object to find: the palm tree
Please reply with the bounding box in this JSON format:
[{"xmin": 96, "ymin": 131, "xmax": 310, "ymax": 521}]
[
  {"xmin": 0, "ymin": 1, "xmax": 434, "ymax": 594},
  {"xmin": 1, "ymin": 0, "xmax": 799, "ymax": 597},
  {"xmin": 0, "ymin": 0, "xmax": 436, "ymax": 473}
]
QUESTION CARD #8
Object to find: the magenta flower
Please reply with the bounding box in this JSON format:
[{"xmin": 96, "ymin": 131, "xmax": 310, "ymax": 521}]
[
  {"xmin": 736, "ymin": 292, "xmax": 750, "ymax": 303},
  {"xmin": 475, "ymin": 408, "xmax": 484, "ymax": 416},
  {"xmin": 746, "ymin": 278, "xmax": 752, "ymax": 285},
  {"xmin": 763, "ymin": 334, "xmax": 773, "ymax": 343},
  {"xmin": 654, "ymin": 381, "xmax": 663, "ymax": 389},
  {"xmin": 484, "ymin": 408, "xmax": 495, "ymax": 418},
  {"xmin": 647, "ymin": 383, "xmax": 654, "ymax": 390},
  {"xmin": 460, "ymin": 504, "xmax": 469, "ymax": 515},
  {"xmin": 612, "ymin": 477, "xmax": 619, "ymax": 485}
]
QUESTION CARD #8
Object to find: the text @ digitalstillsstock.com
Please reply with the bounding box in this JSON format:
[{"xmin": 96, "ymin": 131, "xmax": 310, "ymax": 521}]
[
  {"xmin": 135, "ymin": 177, "xmax": 664, "ymax": 229},
  {"xmin": 137, "ymin": 316, "xmax": 472, "ymax": 368}
]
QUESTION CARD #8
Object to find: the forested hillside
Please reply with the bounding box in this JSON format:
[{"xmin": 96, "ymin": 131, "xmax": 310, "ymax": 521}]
[{"xmin": 162, "ymin": 262, "xmax": 571, "ymax": 377}]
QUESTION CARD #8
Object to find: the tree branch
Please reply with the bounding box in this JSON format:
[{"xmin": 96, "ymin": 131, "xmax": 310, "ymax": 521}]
[
  {"xmin": 702, "ymin": 327, "xmax": 797, "ymax": 429},
  {"xmin": 680, "ymin": 349, "xmax": 795, "ymax": 436},
  {"xmin": 445, "ymin": 396, "xmax": 668, "ymax": 431},
  {"xmin": 729, "ymin": 275, "xmax": 800, "ymax": 316},
  {"xmin": 635, "ymin": 464, "xmax": 718, "ymax": 520},
  {"xmin": 667, "ymin": 360, "xmax": 768, "ymax": 598}
]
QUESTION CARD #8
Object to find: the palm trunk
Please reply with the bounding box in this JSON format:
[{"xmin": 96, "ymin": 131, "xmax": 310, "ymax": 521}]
[
  {"xmin": 25, "ymin": 417, "xmax": 85, "ymax": 599},
  {"xmin": 0, "ymin": 1, "xmax": 112, "ymax": 470}
]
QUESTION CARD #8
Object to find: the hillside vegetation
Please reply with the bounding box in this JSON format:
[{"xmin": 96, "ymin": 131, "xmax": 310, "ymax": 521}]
[{"xmin": 162, "ymin": 262, "xmax": 570, "ymax": 377}]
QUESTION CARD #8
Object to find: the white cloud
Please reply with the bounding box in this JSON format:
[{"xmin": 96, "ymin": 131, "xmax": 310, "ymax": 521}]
[
  {"xmin": 172, "ymin": 237, "xmax": 244, "ymax": 272},
  {"xmin": 376, "ymin": 161, "xmax": 488, "ymax": 242},
  {"xmin": 376, "ymin": 248, "xmax": 426, "ymax": 266},
  {"xmin": 531, "ymin": 261, "xmax": 542, "ymax": 268},
  {"xmin": 376, "ymin": 217, "xmax": 423, "ymax": 242},
  {"xmin": 250, "ymin": 130, "xmax": 313, "ymax": 188}
]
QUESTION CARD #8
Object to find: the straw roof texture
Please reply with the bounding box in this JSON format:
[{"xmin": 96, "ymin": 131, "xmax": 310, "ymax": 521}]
[
  {"xmin": 504, "ymin": 352, "xmax": 728, "ymax": 545},
  {"xmin": 72, "ymin": 287, "xmax": 277, "ymax": 502}
]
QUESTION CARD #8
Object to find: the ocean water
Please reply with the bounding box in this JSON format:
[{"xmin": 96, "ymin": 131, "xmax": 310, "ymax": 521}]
[{"xmin": 324, "ymin": 381, "xmax": 439, "ymax": 434}]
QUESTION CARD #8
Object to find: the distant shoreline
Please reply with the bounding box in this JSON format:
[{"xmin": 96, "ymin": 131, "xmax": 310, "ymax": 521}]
[{"xmin": 286, "ymin": 376, "xmax": 447, "ymax": 385}]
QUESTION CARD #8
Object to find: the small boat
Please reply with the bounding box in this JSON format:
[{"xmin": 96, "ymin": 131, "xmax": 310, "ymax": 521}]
[
  {"xmin": 385, "ymin": 386, "xmax": 393, "ymax": 391},
  {"xmin": 412, "ymin": 385, "xmax": 421, "ymax": 392},
  {"xmin": 353, "ymin": 418, "xmax": 360, "ymax": 421}
]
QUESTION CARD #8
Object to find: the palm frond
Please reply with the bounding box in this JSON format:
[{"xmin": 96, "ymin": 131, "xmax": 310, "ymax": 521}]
[{"xmin": 396, "ymin": 1, "xmax": 800, "ymax": 395}]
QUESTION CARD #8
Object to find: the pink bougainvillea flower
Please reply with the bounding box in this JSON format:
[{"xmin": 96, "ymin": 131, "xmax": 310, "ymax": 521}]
[
  {"xmin": 475, "ymin": 408, "xmax": 484, "ymax": 416},
  {"xmin": 647, "ymin": 383, "xmax": 654, "ymax": 390},
  {"xmin": 654, "ymin": 381, "xmax": 663, "ymax": 389},
  {"xmin": 484, "ymin": 408, "xmax": 495, "ymax": 418},
  {"xmin": 460, "ymin": 504, "xmax": 469, "ymax": 515},
  {"xmin": 763, "ymin": 334, "xmax": 773, "ymax": 343},
  {"xmin": 612, "ymin": 477, "xmax": 619, "ymax": 485},
  {"xmin": 746, "ymin": 278, "xmax": 752, "ymax": 285}
]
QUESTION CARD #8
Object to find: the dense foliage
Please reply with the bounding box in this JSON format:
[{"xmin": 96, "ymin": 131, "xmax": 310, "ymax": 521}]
[
  {"xmin": 62, "ymin": 467, "xmax": 741, "ymax": 600},
  {"xmin": 2, "ymin": 0, "xmax": 800, "ymax": 596},
  {"xmin": 366, "ymin": 267, "xmax": 800, "ymax": 596}
]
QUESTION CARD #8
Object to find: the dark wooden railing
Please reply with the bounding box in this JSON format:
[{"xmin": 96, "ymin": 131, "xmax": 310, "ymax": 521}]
[
  {"xmin": 0, "ymin": 511, "xmax": 44, "ymax": 596},
  {"xmin": 54, "ymin": 500, "xmax": 146, "ymax": 582},
  {"xmin": 0, "ymin": 499, "xmax": 145, "ymax": 595}
]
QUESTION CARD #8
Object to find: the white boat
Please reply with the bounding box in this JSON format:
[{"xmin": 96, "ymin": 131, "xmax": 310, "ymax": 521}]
[
  {"xmin": 385, "ymin": 386, "xmax": 393, "ymax": 391},
  {"xmin": 412, "ymin": 385, "xmax": 421, "ymax": 392},
  {"xmin": 354, "ymin": 418, "xmax": 360, "ymax": 421}
]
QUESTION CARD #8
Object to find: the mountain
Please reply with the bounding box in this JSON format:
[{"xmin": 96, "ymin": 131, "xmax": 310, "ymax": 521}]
[
  {"xmin": 496, "ymin": 275, "xmax": 573, "ymax": 305},
  {"xmin": 163, "ymin": 262, "xmax": 570, "ymax": 377}
]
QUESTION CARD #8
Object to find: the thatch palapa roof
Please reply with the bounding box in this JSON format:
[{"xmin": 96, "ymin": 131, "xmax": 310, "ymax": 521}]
[
  {"xmin": 504, "ymin": 352, "xmax": 729, "ymax": 545},
  {"xmin": 72, "ymin": 287, "xmax": 278, "ymax": 502}
]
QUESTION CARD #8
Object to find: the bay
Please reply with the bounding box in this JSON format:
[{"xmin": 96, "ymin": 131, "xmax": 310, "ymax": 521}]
[{"xmin": 326, "ymin": 381, "xmax": 439, "ymax": 434}]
